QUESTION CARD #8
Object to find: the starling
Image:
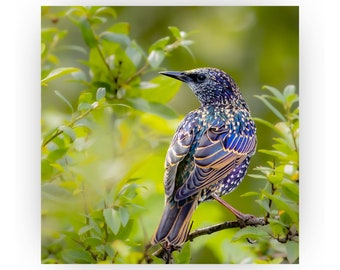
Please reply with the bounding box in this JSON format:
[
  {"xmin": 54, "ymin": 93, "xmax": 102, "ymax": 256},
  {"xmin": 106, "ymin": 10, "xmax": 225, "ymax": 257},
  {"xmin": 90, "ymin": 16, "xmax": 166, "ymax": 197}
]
[{"xmin": 151, "ymin": 67, "xmax": 257, "ymax": 254}]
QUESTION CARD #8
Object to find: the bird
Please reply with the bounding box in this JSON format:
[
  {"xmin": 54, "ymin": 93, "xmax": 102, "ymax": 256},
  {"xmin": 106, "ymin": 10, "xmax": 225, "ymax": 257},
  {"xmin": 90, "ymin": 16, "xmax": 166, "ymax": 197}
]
[{"xmin": 150, "ymin": 67, "xmax": 257, "ymax": 259}]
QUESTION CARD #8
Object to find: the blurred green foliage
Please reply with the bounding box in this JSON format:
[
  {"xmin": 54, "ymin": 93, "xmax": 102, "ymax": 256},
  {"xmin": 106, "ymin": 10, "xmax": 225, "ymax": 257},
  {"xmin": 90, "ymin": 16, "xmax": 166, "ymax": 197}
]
[{"xmin": 41, "ymin": 6, "xmax": 298, "ymax": 264}]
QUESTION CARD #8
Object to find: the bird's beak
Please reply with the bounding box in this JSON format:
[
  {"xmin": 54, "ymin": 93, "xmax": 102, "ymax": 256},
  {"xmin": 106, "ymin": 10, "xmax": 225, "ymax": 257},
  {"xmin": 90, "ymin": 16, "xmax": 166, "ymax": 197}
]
[{"xmin": 159, "ymin": 71, "xmax": 191, "ymax": 83}]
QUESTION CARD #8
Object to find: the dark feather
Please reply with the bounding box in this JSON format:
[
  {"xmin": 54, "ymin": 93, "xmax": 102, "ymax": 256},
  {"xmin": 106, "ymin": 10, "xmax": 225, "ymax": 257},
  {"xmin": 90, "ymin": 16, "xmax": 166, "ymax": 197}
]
[{"xmin": 151, "ymin": 67, "xmax": 257, "ymax": 249}]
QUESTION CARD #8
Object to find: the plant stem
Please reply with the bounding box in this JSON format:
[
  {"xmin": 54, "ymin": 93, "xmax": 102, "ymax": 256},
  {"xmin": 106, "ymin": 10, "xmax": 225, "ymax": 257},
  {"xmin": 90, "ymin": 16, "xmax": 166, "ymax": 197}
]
[
  {"xmin": 125, "ymin": 62, "xmax": 149, "ymax": 85},
  {"xmin": 96, "ymin": 44, "xmax": 113, "ymax": 75},
  {"xmin": 42, "ymin": 103, "xmax": 97, "ymax": 147}
]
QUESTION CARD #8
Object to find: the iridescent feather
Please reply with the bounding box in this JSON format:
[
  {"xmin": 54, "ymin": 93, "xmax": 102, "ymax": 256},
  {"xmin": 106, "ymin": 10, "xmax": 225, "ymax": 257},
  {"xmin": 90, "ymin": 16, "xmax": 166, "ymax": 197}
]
[{"xmin": 151, "ymin": 67, "xmax": 257, "ymax": 249}]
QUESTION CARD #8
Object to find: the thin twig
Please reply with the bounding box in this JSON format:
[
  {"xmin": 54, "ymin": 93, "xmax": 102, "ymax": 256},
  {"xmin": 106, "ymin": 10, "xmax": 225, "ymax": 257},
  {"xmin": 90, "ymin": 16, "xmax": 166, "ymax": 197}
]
[
  {"xmin": 152, "ymin": 216, "xmax": 268, "ymax": 260},
  {"xmin": 42, "ymin": 103, "xmax": 98, "ymax": 147},
  {"xmin": 188, "ymin": 216, "xmax": 267, "ymax": 242},
  {"xmin": 125, "ymin": 62, "xmax": 149, "ymax": 85}
]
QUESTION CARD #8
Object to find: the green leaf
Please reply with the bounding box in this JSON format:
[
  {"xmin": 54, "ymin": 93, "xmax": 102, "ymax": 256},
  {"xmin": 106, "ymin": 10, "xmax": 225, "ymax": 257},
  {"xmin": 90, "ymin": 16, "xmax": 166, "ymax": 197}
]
[
  {"xmin": 267, "ymin": 172, "xmax": 284, "ymax": 185},
  {"xmin": 140, "ymin": 75, "xmax": 182, "ymax": 104},
  {"xmin": 262, "ymin": 85, "xmax": 284, "ymax": 102},
  {"xmin": 104, "ymin": 244, "xmax": 115, "ymax": 258},
  {"xmin": 49, "ymin": 162, "xmax": 64, "ymax": 173},
  {"xmin": 149, "ymin": 36, "xmax": 170, "ymax": 52},
  {"xmin": 262, "ymin": 94, "xmax": 283, "ymax": 105},
  {"xmin": 41, "ymin": 159, "xmax": 54, "ymax": 180},
  {"xmin": 173, "ymin": 241, "xmax": 191, "ymax": 264},
  {"xmin": 41, "ymin": 67, "xmax": 80, "ymax": 85},
  {"xmin": 89, "ymin": 217, "xmax": 103, "ymax": 238},
  {"xmin": 147, "ymin": 50, "xmax": 165, "ymax": 69},
  {"xmin": 150, "ymin": 255, "xmax": 165, "ymax": 264},
  {"xmin": 180, "ymin": 40, "xmax": 194, "ymax": 46},
  {"xmin": 71, "ymin": 69, "xmax": 88, "ymax": 82},
  {"xmin": 248, "ymin": 173, "xmax": 267, "ymax": 180},
  {"xmin": 267, "ymin": 217, "xmax": 288, "ymax": 227},
  {"xmin": 42, "ymin": 183, "xmax": 72, "ymax": 202},
  {"xmin": 79, "ymin": 17, "xmax": 97, "ymax": 48},
  {"xmin": 273, "ymin": 137, "xmax": 296, "ymax": 154},
  {"xmin": 115, "ymin": 219, "xmax": 134, "ymax": 240},
  {"xmin": 94, "ymin": 7, "xmax": 117, "ymax": 18},
  {"xmin": 255, "ymin": 95, "xmax": 285, "ymax": 121},
  {"xmin": 286, "ymin": 240, "xmax": 299, "ymax": 263},
  {"xmin": 78, "ymin": 102, "xmax": 92, "ymax": 111},
  {"xmin": 283, "ymin": 85, "xmax": 296, "ymax": 99},
  {"xmin": 258, "ymin": 149, "xmax": 285, "ymax": 159},
  {"xmin": 103, "ymin": 208, "xmax": 121, "ymax": 235},
  {"xmin": 119, "ymin": 183, "xmax": 139, "ymax": 200},
  {"xmin": 41, "ymin": 43, "xmax": 46, "ymax": 54},
  {"xmin": 126, "ymin": 41, "xmax": 145, "ymax": 67},
  {"xmin": 84, "ymin": 47, "xmax": 109, "ymax": 81},
  {"xmin": 241, "ymin": 191, "xmax": 259, "ymax": 197},
  {"xmin": 78, "ymin": 92, "xmax": 93, "ymax": 111},
  {"xmin": 168, "ymin": 26, "xmax": 181, "ymax": 39},
  {"xmin": 78, "ymin": 225, "xmax": 93, "ymax": 235},
  {"xmin": 119, "ymin": 207, "xmax": 129, "ymax": 227},
  {"xmin": 59, "ymin": 126, "xmax": 76, "ymax": 141},
  {"xmin": 127, "ymin": 98, "xmax": 178, "ymax": 119},
  {"xmin": 264, "ymin": 192, "xmax": 298, "ymax": 224},
  {"xmin": 78, "ymin": 92, "xmax": 93, "ymax": 104},
  {"xmin": 108, "ymin": 22, "xmax": 130, "ymax": 34},
  {"xmin": 270, "ymin": 257, "xmax": 284, "ymax": 264},
  {"xmin": 59, "ymin": 45, "xmax": 88, "ymax": 55},
  {"xmin": 100, "ymin": 32, "xmax": 131, "ymax": 47},
  {"xmin": 279, "ymin": 211, "xmax": 293, "ymax": 227},
  {"xmin": 61, "ymin": 249, "xmax": 96, "ymax": 263},
  {"xmin": 65, "ymin": 6, "xmax": 87, "ymax": 18},
  {"xmin": 253, "ymin": 117, "xmax": 283, "ymax": 137},
  {"xmin": 282, "ymin": 181, "xmax": 299, "ymax": 202},
  {"xmin": 232, "ymin": 226, "xmax": 269, "ymax": 242},
  {"xmin": 275, "ymin": 122, "xmax": 296, "ymax": 149},
  {"xmin": 47, "ymin": 148, "xmax": 68, "ymax": 161},
  {"xmin": 54, "ymin": 90, "xmax": 74, "ymax": 114},
  {"xmin": 179, "ymin": 40, "xmax": 195, "ymax": 59},
  {"xmin": 83, "ymin": 237, "xmax": 103, "ymax": 247},
  {"xmin": 255, "ymin": 199, "xmax": 271, "ymax": 213},
  {"xmin": 286, "ymin": 92, "xmax": 299, "ymax": 105},
  {"xmin": 104, "ymin": 46, "xmax": 137, "ymax": 82},
  {"xmin": 96, "ymin": 87, "xmax": 106, "ymax": 101}
]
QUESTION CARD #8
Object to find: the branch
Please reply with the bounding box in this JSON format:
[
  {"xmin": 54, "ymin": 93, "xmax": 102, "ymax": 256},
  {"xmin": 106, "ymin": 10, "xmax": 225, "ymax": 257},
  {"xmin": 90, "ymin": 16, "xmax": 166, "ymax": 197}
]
[
  {"xmin": 188, "ymin": 216, "xmax": 267, "ymax": 241},
  {"xmin": 42, "ymin": 102, "xmax": 98, "ymax": 147},
  {"xmin": 152, "ymin": 216, "xmax": 268, "ymax": 260},
  {"xmin": 125, "ymin": 62, "xmax": 149, "ymax": 85}
]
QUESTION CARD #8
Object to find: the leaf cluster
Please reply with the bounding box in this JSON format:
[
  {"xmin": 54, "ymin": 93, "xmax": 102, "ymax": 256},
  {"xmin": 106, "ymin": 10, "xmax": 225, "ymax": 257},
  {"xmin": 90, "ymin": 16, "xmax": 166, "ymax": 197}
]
[
  {"xmin": 238, "ymin": 85, "xmax": 299, "ymax": 263},
  {"xmin": 41, "ymin": 6, "xmax": 195, "ymax": 264}
]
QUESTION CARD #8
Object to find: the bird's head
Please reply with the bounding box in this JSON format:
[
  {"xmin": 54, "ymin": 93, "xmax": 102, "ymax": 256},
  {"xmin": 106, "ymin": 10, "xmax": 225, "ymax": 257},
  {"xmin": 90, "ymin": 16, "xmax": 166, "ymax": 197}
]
[{"xmin": 160, "ymin": 67, "xmax": 245, "ymax": 106}]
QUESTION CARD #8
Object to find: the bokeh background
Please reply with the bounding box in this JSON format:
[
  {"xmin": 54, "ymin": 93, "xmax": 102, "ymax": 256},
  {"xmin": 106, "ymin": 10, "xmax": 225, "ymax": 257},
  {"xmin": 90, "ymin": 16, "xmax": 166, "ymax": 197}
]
[{"xmin": 42, "ymin": 6, "xmax": 298, "ymax": 263}]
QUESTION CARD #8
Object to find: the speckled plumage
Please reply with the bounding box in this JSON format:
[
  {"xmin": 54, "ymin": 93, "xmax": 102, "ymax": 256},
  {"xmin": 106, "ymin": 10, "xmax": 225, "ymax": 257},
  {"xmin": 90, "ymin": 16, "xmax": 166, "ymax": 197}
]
[{"xmin": 151, "ymin": 67, "xmax": 257, "ymax": 250}]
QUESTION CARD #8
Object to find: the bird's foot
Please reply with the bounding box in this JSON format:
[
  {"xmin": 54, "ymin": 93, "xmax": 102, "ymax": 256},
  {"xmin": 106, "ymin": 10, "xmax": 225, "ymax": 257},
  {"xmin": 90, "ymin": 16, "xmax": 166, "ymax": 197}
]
[
  {"xmin": 211, "ymin": 194, "xmax": 257, "ymax": 244},
  {"xmin": 236, "ymin": 213, "xmax": 256, "ymax": 228}
]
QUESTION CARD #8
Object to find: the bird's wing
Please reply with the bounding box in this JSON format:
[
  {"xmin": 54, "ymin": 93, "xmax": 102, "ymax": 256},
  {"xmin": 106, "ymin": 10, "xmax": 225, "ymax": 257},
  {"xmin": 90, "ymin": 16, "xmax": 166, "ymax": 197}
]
[
  {"xmin": 163, "ymin": 128, "xmax": 194, "ymax": 198},
  {"xmin": 174, "ymin": 125, "xmax": 256, "ymax": 201}
]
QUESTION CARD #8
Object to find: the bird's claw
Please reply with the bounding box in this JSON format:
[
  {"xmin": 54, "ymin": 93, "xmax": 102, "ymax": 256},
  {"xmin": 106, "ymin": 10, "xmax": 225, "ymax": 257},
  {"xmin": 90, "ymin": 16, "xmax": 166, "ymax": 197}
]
[{"xmin": 236, "ymin": 213, "xmax": 256, "ymax": 227}]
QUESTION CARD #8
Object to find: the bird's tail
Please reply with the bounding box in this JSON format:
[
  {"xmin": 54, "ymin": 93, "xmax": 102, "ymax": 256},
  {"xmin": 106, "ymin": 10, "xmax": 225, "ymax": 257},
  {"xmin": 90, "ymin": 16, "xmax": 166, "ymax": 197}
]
[{"xmin": 151, "ymin": 199, "xmax": 198, "ymax": 248}]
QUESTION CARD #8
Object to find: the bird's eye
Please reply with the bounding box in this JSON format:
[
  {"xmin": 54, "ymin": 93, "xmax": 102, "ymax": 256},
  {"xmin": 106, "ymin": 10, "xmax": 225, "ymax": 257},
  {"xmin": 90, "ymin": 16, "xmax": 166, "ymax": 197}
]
[{"xmin": 195, "ymin": 74, "xmax": 206, "ymax": 83}]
